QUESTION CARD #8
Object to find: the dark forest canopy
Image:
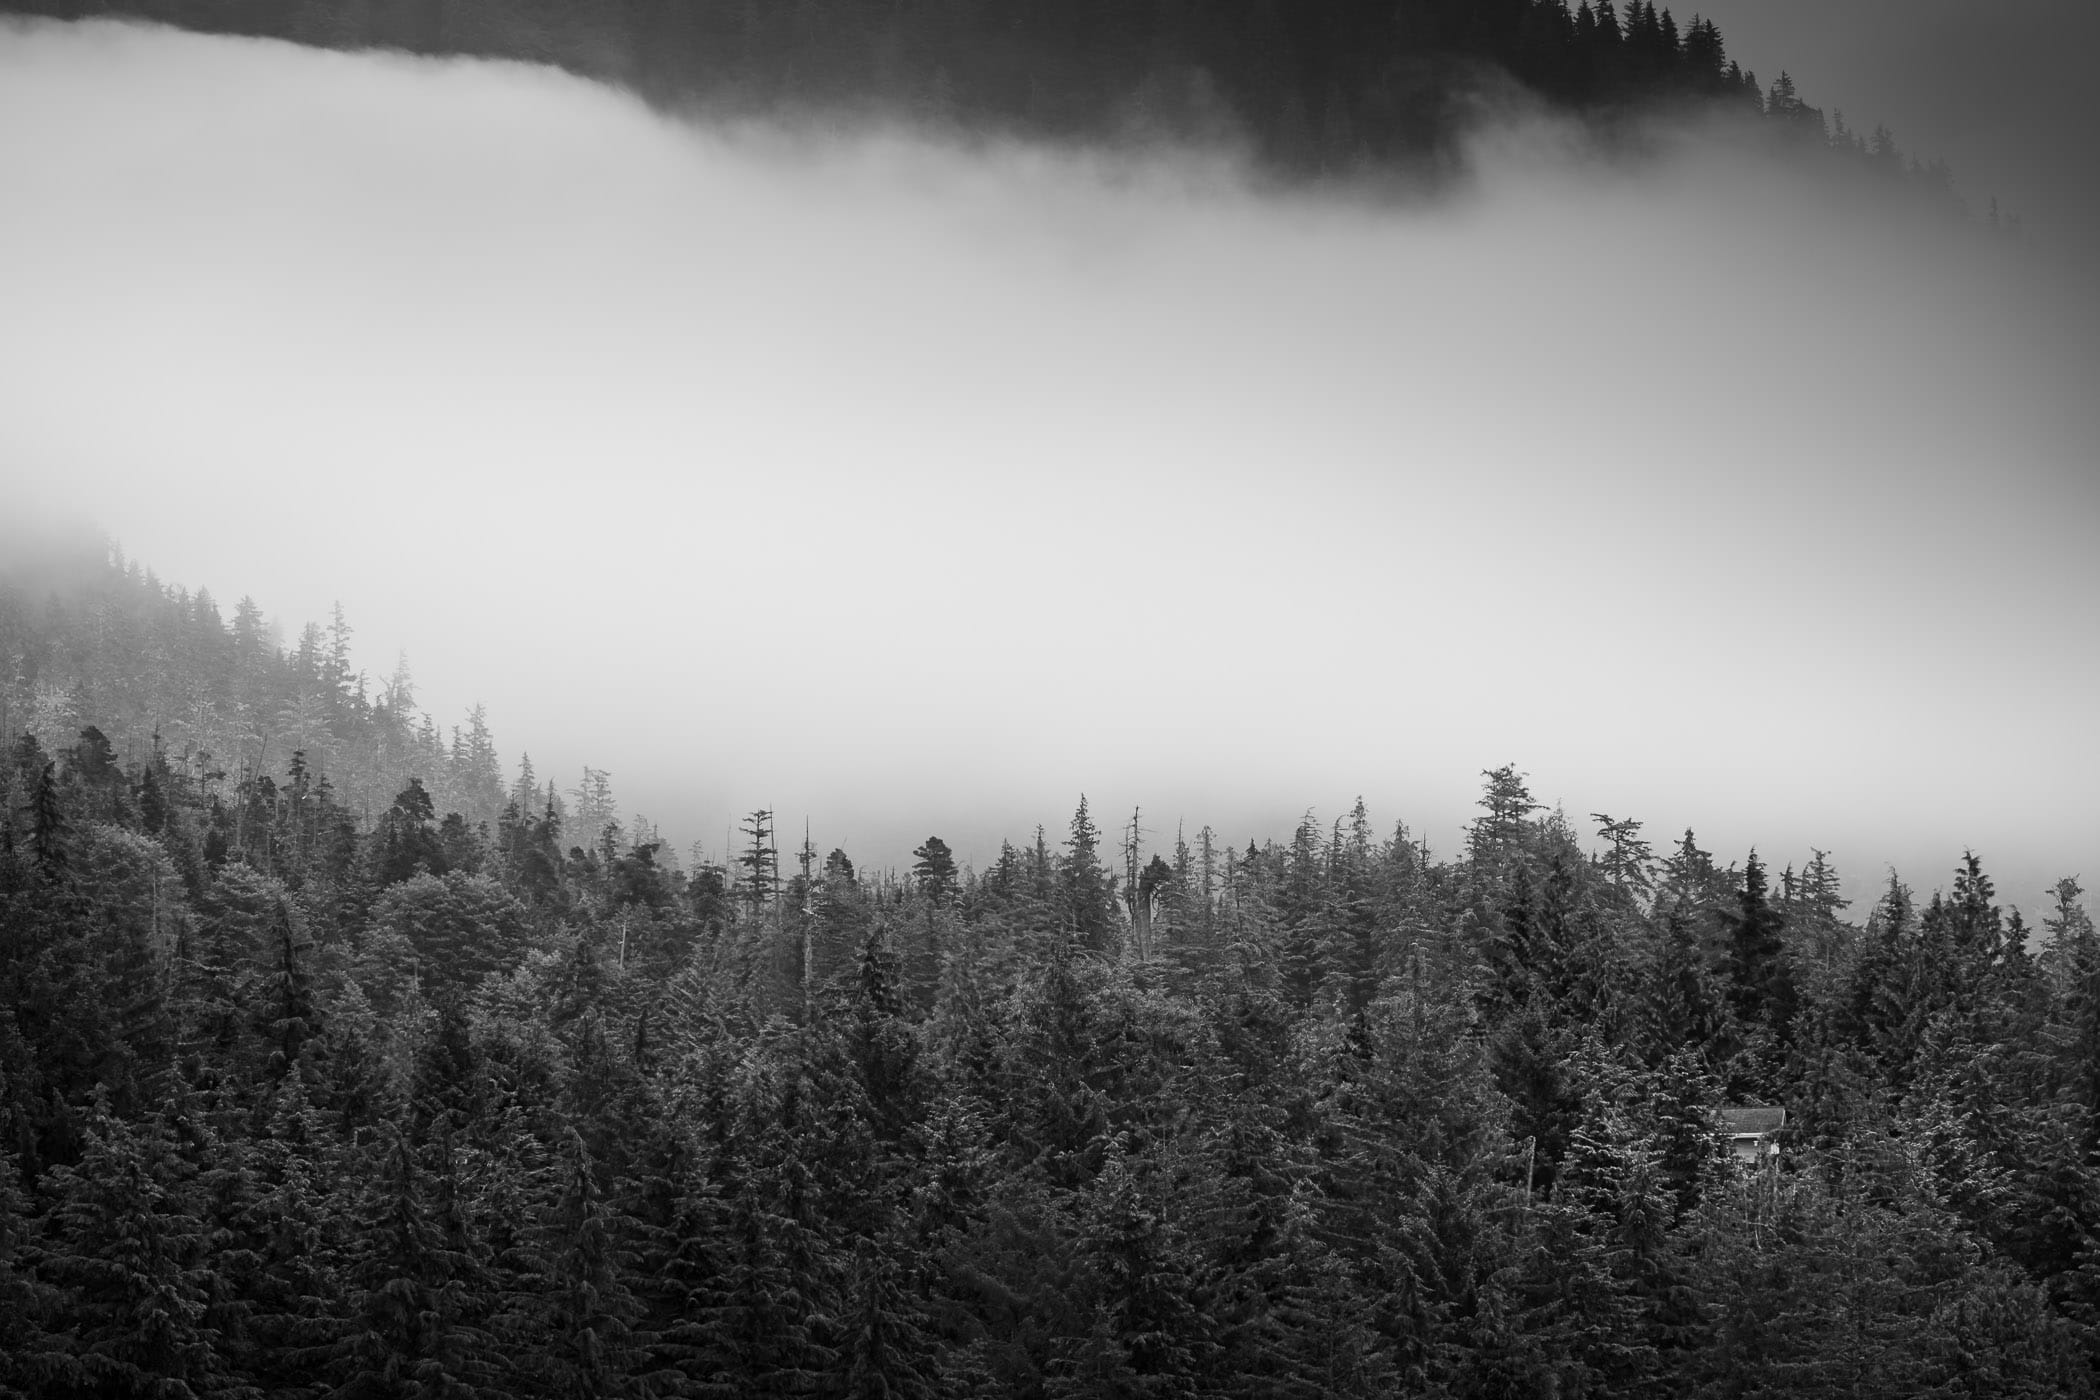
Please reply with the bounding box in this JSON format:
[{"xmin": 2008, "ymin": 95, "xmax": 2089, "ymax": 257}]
[
  {"xmin": 3, "ymin": 0, "xmax": 1965, "ymax": 196},
  {"xmin": 4, "ymin": 541, "xmax": 2098, "ymax": 1396}
]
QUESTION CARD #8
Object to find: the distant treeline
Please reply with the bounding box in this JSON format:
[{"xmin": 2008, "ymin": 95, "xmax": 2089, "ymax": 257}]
[
  {"xmin": 6, "ymin": 0, "xmax": 1965, "ymax": 191},
  {"xmin": 2, "ymin": 539, "xmax": 2096, "ymax": 1396}
]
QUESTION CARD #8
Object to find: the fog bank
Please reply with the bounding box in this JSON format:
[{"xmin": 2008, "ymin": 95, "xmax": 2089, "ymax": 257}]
[{"xmin": 2, "ymin": 19, "xmax": 2094, "ymax": 909}]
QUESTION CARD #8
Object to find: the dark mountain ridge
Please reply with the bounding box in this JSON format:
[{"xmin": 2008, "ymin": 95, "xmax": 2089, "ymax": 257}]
[{"xmin": 4, "ymin": 0, "xmax": 1964, "ymax": 198}]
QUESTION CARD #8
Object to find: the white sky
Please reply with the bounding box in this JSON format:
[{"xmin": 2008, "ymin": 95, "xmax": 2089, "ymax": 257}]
[{"xmin": 2, "ymin": 17, "xmax": 2095, "ymax": 911}]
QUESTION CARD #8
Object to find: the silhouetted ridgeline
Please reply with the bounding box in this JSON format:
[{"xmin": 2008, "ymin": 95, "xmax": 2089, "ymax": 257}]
[
  {"xmin": 6, "ymin": 0, "xmax": 1963, "ymax": 192},
  {"xmin": 3, "ymin": 537, "xmax": 2096, "ymax": 1395}
]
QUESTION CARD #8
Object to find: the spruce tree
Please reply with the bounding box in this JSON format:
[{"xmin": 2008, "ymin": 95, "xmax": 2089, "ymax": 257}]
[
  {"xmin": 0, "ymin": 1140, "xmax": 73, "ymax": 1399},
  {"xmin": 839, "ymin": 1238, "xmax": 940, "ymax": 1400},
  {"xmin": 39, "ymin": 1101, "xmax": 249, "ymax": 1400},
  {"xmin": 1062, "ymin": 797, "xmax": 1115, "ymax": 953},
  {"xmin": 538, "ymin": 1131, "xmax": 648, "ymax": 1400},
  {"xmin": 1718, "ymin": 851, "xmax": 1796, "ymax": 1087},
  {"xmin": 329, "ymin": 1124, "xmax": 496, "ymax": 1400}
]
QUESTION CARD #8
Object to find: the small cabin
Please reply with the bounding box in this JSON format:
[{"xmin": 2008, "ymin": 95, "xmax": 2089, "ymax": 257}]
[{"xmin": 1717, "ymin": 1106, "xmax": 1786, "ymax": 1167}]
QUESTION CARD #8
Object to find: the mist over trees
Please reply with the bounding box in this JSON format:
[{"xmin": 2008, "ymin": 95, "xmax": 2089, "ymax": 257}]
[
  {"xmin": 2, "ymin": 0, "xmax": 1966, "ymax": 200},
  {"xmin": 4, "ymin": 540, "xmax": 2096, "ymax": 1396}
]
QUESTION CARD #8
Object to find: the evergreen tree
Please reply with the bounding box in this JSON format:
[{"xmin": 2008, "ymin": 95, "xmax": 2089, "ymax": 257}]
[
  {"xmin": 690, "ymin": 1072, "xmax": 841, "ymax": 1397},
  {"xmin": 1591, "ymin": 812, "xmax": 1655, "ymax": 908},
  {"xmin": 1718, "ymin": 851, "xmax": 1796, "ymax": 1088},
  {"xmin": 737, "ymin": 810, "xmax": 780, "ymax": 916},
  {"xmin": 39, "ymin": 1100, "xmax": 250, "ymax": 1400},
  {"xmin": 330, "ymin": 1124, "xmax": 497, "ymax": 1399},
  {"xmin": 1643, "ymin": 906, "xmax": 1722, "ymax": 1065},
  {"xmin": 0, "ymin": 1139, "xmax": 71, "ymax": 1399},
  {"xmin": 537, "ymin": 1131, "xmax": 648, "ymax": 1400},
  {"xmin": 839, "ymin": 1238, "xmax": 940, "ymax": 1400},
  {"xmin": 1062, "ymin": 797, "xmax": 1115, "ymax": 954},
  {"xmin": 256, "ymin": 894, "xmax": 319, "ymax": 1080},
  {"xmin": 910, "ymin": 837, "xmax": 958, "ymax": 908},
  {"xmin": 374, "ymin": 778, "xmax": 446, "ymax": 886},
  {"xmin": 1051, "ymin": 1139, "xmax": 1215, "ymax": 1398},
  {"xmin": 1467, "ymin": 764, "xmax": 1539, "ymax": 878}
]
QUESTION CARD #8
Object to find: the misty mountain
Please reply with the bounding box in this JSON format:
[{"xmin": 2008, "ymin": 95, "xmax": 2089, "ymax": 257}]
[
  {"xmin": 5, "ymin": 532, "xmax": 2098, "ymax": 1396},
  {"xmin": 5, "ymin": 0, "xmax": 1958, "ymax": 189},
  {"xmin": 1, "ymin": 531, "xmax": 511, "ymax": 837}
]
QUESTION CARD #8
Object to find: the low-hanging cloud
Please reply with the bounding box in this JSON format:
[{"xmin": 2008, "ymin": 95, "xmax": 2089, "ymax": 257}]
[{"xmin": 2, "ymin": 17, "xmax": 2094, "ymax": 906}]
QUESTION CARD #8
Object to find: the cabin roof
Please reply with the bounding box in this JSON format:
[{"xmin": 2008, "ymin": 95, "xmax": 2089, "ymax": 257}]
[{"xmin": 1717, "ymin": 1107, "xmax": 1787, "ymax": 1136}]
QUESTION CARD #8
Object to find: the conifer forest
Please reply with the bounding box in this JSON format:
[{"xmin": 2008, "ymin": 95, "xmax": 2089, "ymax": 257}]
[
  {"xmin": 3, "ymin": 534, "xmax": 2097, "ymax": 1398},
  {"xmin": 1, "ymin": 1, "xmax": 2093, "ymax": 1398}
]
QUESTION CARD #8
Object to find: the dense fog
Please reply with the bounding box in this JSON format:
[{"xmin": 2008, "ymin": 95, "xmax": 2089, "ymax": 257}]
[{"xmin": 2, "ymin": 17, "xmax": 2093, "ymax": 905}]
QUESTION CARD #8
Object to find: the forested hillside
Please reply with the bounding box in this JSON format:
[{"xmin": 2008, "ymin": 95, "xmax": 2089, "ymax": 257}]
[
  {"xmin": 4, "ymin": 542, "xmax": 2098, "ymax": 1396},
  {"xmin": 0, "ymin": 536, "xmax": 619, "ymax": 845},
  {"xmin": 3, "ymin": 0, "xmax": 1962, "ymax": 191}
]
